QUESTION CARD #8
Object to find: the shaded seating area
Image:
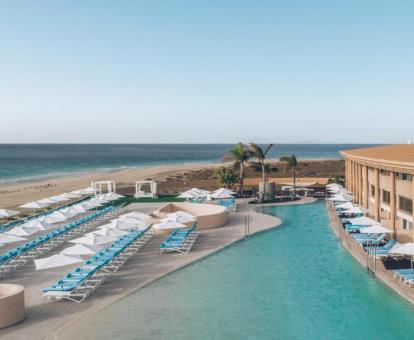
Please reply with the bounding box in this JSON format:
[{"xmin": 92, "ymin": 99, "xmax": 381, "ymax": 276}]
[
  {"xmin": 160, "ymin": 224, "xmax": 198, "ymax": 254},
  {"xmin": 0, "ymin": 207, "xmax": 115, "ymax": 276},
  {"xmin": 43, "ymin": 227, "xmax": 152, "ymax": 302}
]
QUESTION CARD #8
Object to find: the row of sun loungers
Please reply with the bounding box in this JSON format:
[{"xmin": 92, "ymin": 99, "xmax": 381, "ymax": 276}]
[
  {"xmin": 0, "ymin": 206, "xmax": 118, "ymax": 277},
  {"xmin": 160, "ymin": 224, "xmax": 199, "ymax": 254},
  {"xmin": 43, "ymin": 227, "xmax": 153, "ymax": 302},
  {"xmin": 0, "ymin": 195, "xmax": 93, "ymax": 232}
]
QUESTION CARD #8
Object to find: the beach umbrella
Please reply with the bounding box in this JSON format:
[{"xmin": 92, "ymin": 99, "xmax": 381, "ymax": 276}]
[
  {"xmin": 327, "ymin": 195, "xmax": 348, "ymax": 202},
  {"xmin": 360, "ymin": 225, "xmax": 394, "ymax": 234},
  {"xmin": 70, "ymin": 204, "xmax": 88, "ymax": 213},
  {"xmin": 70, "ymin": 233, "xmax": 115, "ymax": 246},
  {"xmin": 82, "ymin": 201, "xmax": 102, "ymax": 210},
  {"xmin": 70, "ymin": 189, "xmax": 84, "ymax": 195},
  {"xmin": 341, "ymin": 206, "xmax": 365, "ymax": 215},
  {"xmin": 38, "ymin": 198, "xmax": 59, "ymax": 205},
  {"xmin": 346, "ymin": 216, "xmax": 377, "ymax": 226},
  {"xmin": 93, "ymin": 227, "xmax": 128, "ymax": 238},
  {"xmin": 152, "ymin": 221, "xmax": 188, "ymax": 230},
  {"xmin": 38, "ymin": 212, "xmax": 67, "ymax": 224},
  {"xmin": 19, "ymin": 201, "xmax": 49, "ymax": 213},
  {"xmin": 34, "ymin": 254, "xmax": 83, "ymax": 271},
  {"xmin": 210, "ymin": 188, "xmax": 235, "ymax": 199},
  {"xmin": 106, "ymin": 218, "xmax": 147, "ymax": 231},
  {"xmin": 213, "ymin": 187, "xmax": 236, "ymax": 195},
  {"xmin": 389, "ymin": 243, "xmax": 414, "ymax": 272},
  {"xmin": 0, "ymin": 209, "xmax": 20, "ymax": 218},
  {"xmin": 23, "ymin": 220, "xmax": 54, "ymax": 231},
  {"xmin": 60, "ymin": 207, "xmax": 80, "ymax": 216},
  {"xmin": 335, "ymin": 202, "xmax": 354, "ymax": 210},
  {"xmin": 0, "ymin": 209, "xmax": 20, "ymax": 224},
  {"xmin": 61, "ymin": 243, "xmax": 97, "ymax": 256},
  {"xmin": 164, "ymin": 211, "xmax": 197, "ymax": 224},
  {"xmin": 0, "ymin": 234, "xmax": 27, "ymax": 244},
  {"xmin": 56, "ymin": 209, "xmax": 76, "ymax": 218},
  {"xmin": 61, "ymin": 193, "xmax": 80, "ymax": 199},
  {"xmin": 6, "ymin": 226, "xmax": 38, "ymax": 237},
  {"xmin": 81, "ymin": 187, "xmax": 96, "ymax": 195},
  {"xmin": 119, "ymin": 212, "xmax": 152, "ymax": 222},
  {"xmin": 102, "ymin": 193, "xmax": 125, "ymax": 201},
  {"xmin": 49, "ymin": 194, "xmax": 70, "ymax": 202}
]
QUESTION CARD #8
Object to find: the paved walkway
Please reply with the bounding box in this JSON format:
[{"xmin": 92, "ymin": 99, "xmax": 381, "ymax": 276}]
[{"xmin": 0, "ymin": 202, "xmax": 280, "ymax": 340}]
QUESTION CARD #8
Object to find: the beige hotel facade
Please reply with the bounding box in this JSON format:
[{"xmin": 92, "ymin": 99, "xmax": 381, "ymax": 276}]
[{"xmin": 341, "ymin": 145, "xmax": 414, "ymax": 242}]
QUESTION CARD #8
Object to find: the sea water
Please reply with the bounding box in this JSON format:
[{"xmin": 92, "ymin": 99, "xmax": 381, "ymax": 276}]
[
  {"xmin": 0, "ymin": 144, "xmax": 376, "ymax": 183},
  {"xmin": 60, "ymin": 201, "xmax": 414, "ymax": 340}
]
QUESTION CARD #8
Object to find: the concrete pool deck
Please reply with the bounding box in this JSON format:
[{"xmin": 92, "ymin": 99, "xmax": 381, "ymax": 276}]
[
  {"xmin": 326, "ymin": 201, "xmax": 414, "ymax": 306},
  {"xmin": 0, "ymin": 201, "xmax": 281, "ymax": 340}
]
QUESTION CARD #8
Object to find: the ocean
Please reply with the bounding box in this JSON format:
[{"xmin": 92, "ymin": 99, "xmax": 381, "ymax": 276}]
[{"xmin": 0, "ymin": 144, "xmax": 376, "ymax": 183}]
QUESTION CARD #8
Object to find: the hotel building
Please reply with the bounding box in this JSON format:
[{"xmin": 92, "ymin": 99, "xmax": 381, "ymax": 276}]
[{"xmin": 341, "ymin": 145, "xmax": 414, "ymax": 242}]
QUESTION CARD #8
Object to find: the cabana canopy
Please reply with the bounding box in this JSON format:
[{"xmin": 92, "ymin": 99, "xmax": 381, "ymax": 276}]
[
  {"xmin": 135, "ymin": 180, "xmax": 157, "ymax": 199},
  {"xmin": 360, "ymin": 225, "xmax": 393, "ymax": 234},
  {"xmin": 92, "ymin": 181, "xmax": 116, "ymax": 196}
]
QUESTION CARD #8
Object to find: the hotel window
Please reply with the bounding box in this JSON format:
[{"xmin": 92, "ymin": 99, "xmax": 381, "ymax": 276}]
[
  {"xmin": 397, "ymin": 173, "xmax": 413, "ymax": 181},
  {"xmin": 382, "ymin": 190, "xmax": 390, "ymax": 204},
  {"xmin": 399, "ymin": 196, "xmax": 413, "ymax": 214},
  {"xmin": 370, "ymin": 185, "xmax": 375, "ymax": 197},
  {"xmin": 380, "ymin": 170, "xmax": 390, "ymax": 176},
  {"xmin": 402, "ymin": 219, "xmax": 413, "ymax": 230}
]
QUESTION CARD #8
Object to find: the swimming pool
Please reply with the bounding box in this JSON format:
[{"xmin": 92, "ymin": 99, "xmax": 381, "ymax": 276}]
[{"xmin": 61, "ymin": 201, "xmax": 414, "ymax": 339}]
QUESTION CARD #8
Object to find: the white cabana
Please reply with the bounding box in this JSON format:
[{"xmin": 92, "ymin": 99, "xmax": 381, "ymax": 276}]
[
  {"xmin": 61, "ymin": 243, "xmax": 97, "ymax": 256},
  {"xmin": 70, "ymin": 233, "xmax": 115, "ymax": 246},
  {"xmin": 360, "ymin": 225, "xmax": 394, "ymax": 234},
  {"xmin": 346, "ymin": 216, "xmax": 378, "ymax": 226},
  {"xmin": 163, "ymin": 211, "xmax": 197, "ymax": 224},
  {"xmin": 135, "ymin": 180, "xmax": 157, "ymax": 199},
  {"xmin": 92, "ymin": 181, "xmax": 116, "ymax": 196},
  {"xmin": 6, "ymin": 226, "xmax": 38, "ymax": 237},
  {"xmin": 152, "ymin": 221, "xmax": 188, "ymax": 230},
  {"xmin": 34, "ymin": 254, "xmax": 83, "ymax": 271},
  {"xmin": 62, "ymin": 193, "xmax": 80, "ymax": 199},
  {"xmin": 0, "ymin": 234, "xmax": 27, "ymax": 244}
]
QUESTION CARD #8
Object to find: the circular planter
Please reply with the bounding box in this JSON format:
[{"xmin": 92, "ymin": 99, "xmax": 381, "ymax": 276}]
[{"xmin": 0, "ymin": 284, "xmax": 25, "ymax": 328}]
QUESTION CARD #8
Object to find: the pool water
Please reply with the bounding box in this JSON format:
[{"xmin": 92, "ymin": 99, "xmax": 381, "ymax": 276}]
[{"xmin": 62, "ymin": 201, "xmax": 414, "ymax": 339}]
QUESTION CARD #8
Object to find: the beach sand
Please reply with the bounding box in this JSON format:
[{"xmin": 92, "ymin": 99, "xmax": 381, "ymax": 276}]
[
  {"xmin": 0, "ymin": 163, "xmax": 225, "ymax": 209},
  {"xmin": 0, "ymin": 159, "xmax": 343, "ymax": 210}
]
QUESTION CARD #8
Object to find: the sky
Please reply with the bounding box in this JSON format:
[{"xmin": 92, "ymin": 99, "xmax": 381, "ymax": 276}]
[{"xmin": 0, "ymin": 0, "xmax": 413, "ymax": 144}]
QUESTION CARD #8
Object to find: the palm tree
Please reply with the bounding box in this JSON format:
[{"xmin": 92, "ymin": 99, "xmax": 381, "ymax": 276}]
[
  {"xmin": 215, "ymin": 167, "xmax": 237, "ymax": 188},
  {"xmin": 248, "ymin": 143, "xmax": 274, "ymax": 201},
  {"xmin": 279, "ymin": 155, "xmax": 298, "ymax": 199},
  {"xmin": 223, "ymin": 143, "xmax": 251, "ymax": 197}
]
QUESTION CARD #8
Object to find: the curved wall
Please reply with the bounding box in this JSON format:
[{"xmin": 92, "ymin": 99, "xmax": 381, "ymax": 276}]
[
  {"xmin": 0, "ymin": 284, "xmax": 25, "ymax": 328},
  {"xmin": 155, "ymin": 203, "xmax": 229, "ymax": 229}
]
